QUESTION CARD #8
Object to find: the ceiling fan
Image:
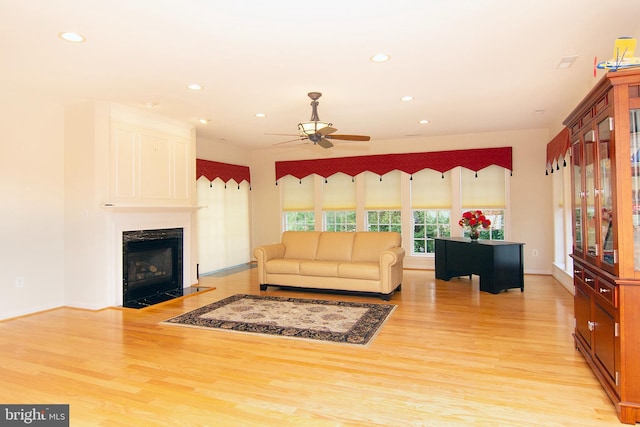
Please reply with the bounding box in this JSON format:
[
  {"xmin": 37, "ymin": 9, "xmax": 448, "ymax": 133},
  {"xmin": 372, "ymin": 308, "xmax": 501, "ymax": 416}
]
[{"xmin": 272, "ymin": 92, "xmax": 371, "ymax": 149}]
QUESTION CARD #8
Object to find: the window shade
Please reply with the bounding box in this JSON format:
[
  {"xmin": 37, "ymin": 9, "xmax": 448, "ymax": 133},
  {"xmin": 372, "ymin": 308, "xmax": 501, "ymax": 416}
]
[
  {"xmin": 281, "ymin": 175, "xmax": 314, "ymax": 211},
  {"xmin": 364, "ymin": 170, "xmax": 401, "ymax": 209},
  {"xmin": 411, "ymin": 169, "xmax": 452, "ymax": 208},
  {"xmin": 322, "ymin": 172, "xmax": 356, "ymax": 210},
  {"xmin": 461, "ymin": 165, "xmax": 506, "ymax": 208}
]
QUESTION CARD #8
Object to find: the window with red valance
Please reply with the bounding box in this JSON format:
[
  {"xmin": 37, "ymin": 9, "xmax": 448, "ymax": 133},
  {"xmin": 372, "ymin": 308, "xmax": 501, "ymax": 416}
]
[
  {"xmin": 545, "ymin": 128, "xmax": 570, "ymax": 175},
  {"xmin": 275, "ymin": 147, "xmax": 512, "ymax": 181},
  {"xmin": 196, "ymin": 159, "xmax": 251, "ymax": 187}
]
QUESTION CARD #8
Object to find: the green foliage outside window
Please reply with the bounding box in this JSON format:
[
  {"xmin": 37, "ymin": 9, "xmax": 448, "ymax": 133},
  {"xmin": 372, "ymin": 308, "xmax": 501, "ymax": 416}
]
[
  {"xmin": 367, "ymin": 210, "xmax": 401, "ymax": 233},
  {"xmin": 324, "ymin": 211, "xmax": 356, "ymax": 232},
  {"xmin": 413, "ymin": 210, "xmax": 451, "ymax": 254},
  {"xmin": 284, "ymin": 211, "xmax": 315, "ymax": 231}
]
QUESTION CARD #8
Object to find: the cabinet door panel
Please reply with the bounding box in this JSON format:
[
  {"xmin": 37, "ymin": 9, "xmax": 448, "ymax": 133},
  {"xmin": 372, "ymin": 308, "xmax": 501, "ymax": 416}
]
[
  {"xmin": 173, "ymin": 138, "xmax": 190, "ymax": 201},
  {"xmin": 575, "ymin": 283, "xmax": 592, "ymax": 348},
  {"xmin": 593, "ymin": 302, "xmax": 616, "ymax": 384},
  {"xmin": 597, "ymin": 116, "xmax": 614, "ymax": 269},
  {"xmin": 572, "ymin": 139, "xmax": 584, "ymax": 256},
  {"xmin": 584, "ymin": 130, "xmax": 597, "ymax": 260},
  {"xmin": 112, "ymin": 127, "xmax": 137, "ymax": 199},
  {"xmin": 139, "ymin": 133, "xmax": 172, "ymax": 199}
]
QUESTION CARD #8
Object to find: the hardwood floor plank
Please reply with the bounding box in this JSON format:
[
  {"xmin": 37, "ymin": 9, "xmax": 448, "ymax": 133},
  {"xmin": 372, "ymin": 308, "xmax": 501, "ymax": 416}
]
[{"xmin": 0, "ymin": 269, "xmax": 622, "ymax": 426}]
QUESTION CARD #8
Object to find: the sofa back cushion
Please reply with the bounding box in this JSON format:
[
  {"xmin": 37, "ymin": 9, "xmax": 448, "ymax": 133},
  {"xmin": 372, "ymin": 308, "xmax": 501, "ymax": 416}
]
[
  {"xmin": 352, "ymin": 232, "xmax": 401, "ymax": 262},
  {"xmin": 315, "ymin": 232, "xmax": 356, "ymax": 262},
  {"xmin": 282, "ymin": 231, "xmax": 322, "ymax": 260}
]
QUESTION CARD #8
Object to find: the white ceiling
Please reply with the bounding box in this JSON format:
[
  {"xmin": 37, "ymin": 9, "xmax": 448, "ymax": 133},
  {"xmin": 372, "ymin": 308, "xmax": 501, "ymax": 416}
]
[{"xmin": 1, "ymin": 0, "xmax": 639, "ymax": 150}]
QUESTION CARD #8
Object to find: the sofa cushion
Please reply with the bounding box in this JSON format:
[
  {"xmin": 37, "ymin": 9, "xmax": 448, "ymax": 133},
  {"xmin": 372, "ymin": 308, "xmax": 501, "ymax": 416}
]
[
  {"xmin": 300, "ymin": 260, "xmax": 339, "ymax": 277},
  {"xmin": 352, "ymin": 232, "xmax": 402, "ymax": 263},
  {"xmin": 282, "ymin": 231, "xmax": 322, "ymax": 260},
  {"xmin": 338, "ymin": 262, "xmax": 380, "ymax": 280},
  {"xmin": 265, "ymin": 259, "xmax": 302, "ymax": 274},
  {"xmin": 315, "ymin": 232, "xmax": 355, "ymax": 262}
]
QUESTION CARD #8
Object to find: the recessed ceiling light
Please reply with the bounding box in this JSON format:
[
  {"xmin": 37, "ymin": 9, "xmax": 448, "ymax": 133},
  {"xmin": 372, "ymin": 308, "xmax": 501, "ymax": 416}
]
[
  {"xmin": 255, "ymin": 113, "xmax": 266, "ymax": 118},
  {"xmin": 370, "ymin": 53, "xmax": 390, "ymax": 63},
  {"xmin": 401, "ymin": 96, "xmax": 414, "ymax": 102},
  {"xmin": 187, "ymin": 83, "xmax": 203, "ymax": 90},
  {"xmin": 557, "ymin": 56, "xmax": 578, "ymax": 69},
  {"xmin": 143, "ymin": 102, "xmax": 158, "ymax": 108},
  {"xmin": 59, "ymin": 32, "xmax": 85, "ymax": 43},
  {"xmin": 419, "ymin": 119, "xmax": 430, "ymax": 124},
  {"xmin": 198, "ymin": 118, "xmax": 210, "ymax": 124}
]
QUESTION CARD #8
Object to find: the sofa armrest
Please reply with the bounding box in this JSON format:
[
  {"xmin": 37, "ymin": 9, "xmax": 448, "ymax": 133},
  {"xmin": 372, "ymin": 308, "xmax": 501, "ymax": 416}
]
[
  {"xmin": 254, "ymin": 243, "xmax": 285, "ymax": 284},
  {"xmin": 380, "ymin": 247, "xmax": 405, "ymax": 293},
  {"xmin": 380, "ymin": 247, "xmax": 405, "ymax": 267}
]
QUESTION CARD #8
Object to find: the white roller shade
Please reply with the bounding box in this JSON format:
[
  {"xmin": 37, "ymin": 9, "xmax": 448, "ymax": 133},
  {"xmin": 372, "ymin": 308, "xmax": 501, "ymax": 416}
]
[
  {"xmin": 323, "ymin": 172, "xmax": 356, "ymax": 210},
  {"xmin": 411, "ymin": 169, "xmax": 452, "ymax": 208},
  {"xmin": 281, "ymin": 175, "xmax": 314, "ymax": 211},
  {"xmin": 461, "ymin": 165, "xmax": 506, "ymax": 208},
  {"xmin": 364, "ymin": 170, "xmax": 401, "ymax": 209}
]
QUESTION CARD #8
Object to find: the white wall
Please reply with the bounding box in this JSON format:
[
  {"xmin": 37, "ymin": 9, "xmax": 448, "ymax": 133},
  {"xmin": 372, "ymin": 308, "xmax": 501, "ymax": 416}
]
[
  {"xmin": 249, "ymin": 128, "xmax": 554, "ymax": 274},
  {"xmin": 0, "ymin": 98, "xmax": 65, "ymax": 320}
]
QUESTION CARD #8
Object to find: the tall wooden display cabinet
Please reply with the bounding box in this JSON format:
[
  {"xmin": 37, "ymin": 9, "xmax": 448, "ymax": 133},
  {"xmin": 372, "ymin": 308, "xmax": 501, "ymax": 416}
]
[{"xmin": 566, "ymin": 68, "xmax": 640, "ymax": 424}]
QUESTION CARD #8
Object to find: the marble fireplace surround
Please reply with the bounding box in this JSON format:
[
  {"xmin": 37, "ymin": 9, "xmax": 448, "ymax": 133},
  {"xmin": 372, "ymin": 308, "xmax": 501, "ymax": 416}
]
[{"xmin": 107, "ymin": 207, "xmax": 195, "ymax": 307}]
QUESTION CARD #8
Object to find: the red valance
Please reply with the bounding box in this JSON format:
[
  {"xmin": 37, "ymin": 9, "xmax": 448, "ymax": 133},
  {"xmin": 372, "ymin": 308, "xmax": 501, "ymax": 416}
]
[
  {"xmin": 275, "ymin": 147, "xmax": 512, "ymax": 181},
  {"xmin": 196, "ymin": 159, "xmax": 251, "ymax": 184},
  {"xmin": 545, "ymin": 128, "xmax": 570, "ymax": 173}
]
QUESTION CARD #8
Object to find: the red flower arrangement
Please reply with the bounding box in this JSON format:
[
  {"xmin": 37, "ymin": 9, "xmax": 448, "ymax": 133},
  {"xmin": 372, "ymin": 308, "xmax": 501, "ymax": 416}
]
[{"xmin": 459, "ymin": 210, "xmax": 491, "ymax": 240}]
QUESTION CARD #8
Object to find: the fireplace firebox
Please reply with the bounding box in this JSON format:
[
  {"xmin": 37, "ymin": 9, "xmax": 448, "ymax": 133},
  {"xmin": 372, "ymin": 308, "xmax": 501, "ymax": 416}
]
[{"xmin": 123, "ymin": 228, "xmax": 183, "ymax": 308}]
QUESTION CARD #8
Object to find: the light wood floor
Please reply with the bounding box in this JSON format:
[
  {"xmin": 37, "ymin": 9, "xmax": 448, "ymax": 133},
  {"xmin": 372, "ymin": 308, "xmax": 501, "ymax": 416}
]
[{"xmin": 0, "ymin": 269, "xmax": 623, "ymax": 426}]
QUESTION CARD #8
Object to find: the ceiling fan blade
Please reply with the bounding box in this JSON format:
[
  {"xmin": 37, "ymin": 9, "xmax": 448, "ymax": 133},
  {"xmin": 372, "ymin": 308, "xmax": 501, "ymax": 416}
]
[
  {"xmin": 317, "ymin": 138, "xmax": 334, "ymax": 149},
  {"xmin": 326, "ymin": 134, "xmax": 371, "ymax": 141},
  {"xmin": 273, "ymin": 137, "xmax": 306, "ymax": 146},
  {"xmin": 317, "ymin": 126, "xmax": 338, "ymax": 136}
]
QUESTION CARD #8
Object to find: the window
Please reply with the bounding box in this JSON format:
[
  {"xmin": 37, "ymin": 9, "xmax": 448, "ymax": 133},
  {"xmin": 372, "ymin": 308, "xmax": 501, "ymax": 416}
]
[
  {"xmin": 461, "ymin": 166, "xmax": 506, "ymax": 240},
  {"xmin": 367, "ymin": 210, "xmax": 401, "ymax": 232},
  {"xmin": 323, "ymin": 173, "xmax": 356, "ymax": 232},
  {"xmin": 284, "ymin": 211, "xmax": 315, "ymax": 231},
  {"xmin": 365, "ymin": 171, "xmax": 401, "ymax": 233},
  {"xmin": 413, "ymin": 210, "xmax": 451, "ymax": 254},
  {"xmin": 324, "ymin": 211, "xmax": 356, "ymax": 231},
  {"xmin": 411, "ymin": 169, "xmax": 452, "ymax": 254},
  {"xmin": 196, "ymin": 177, "xmax": 250, "ymax": 274},
  {"xmin": 281, "ymin": 175, "xmax": 315, "ymax": 231},
  {"xmin": 460, "ymin": 209, "xmax": 505, "ymax": 240}
]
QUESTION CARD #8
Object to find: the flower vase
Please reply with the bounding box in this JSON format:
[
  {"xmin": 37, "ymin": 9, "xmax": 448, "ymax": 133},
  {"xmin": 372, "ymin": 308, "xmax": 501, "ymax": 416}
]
[{"xmin": 469, "ymin": 228, "xmax": 479, "ymax": 241}]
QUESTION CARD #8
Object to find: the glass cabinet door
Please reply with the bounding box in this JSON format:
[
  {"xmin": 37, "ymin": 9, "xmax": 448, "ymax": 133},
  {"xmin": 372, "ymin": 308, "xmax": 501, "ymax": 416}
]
[
  {"xmin": 573, "ymin": 139, "xmax": 584, "ymax": 255},
  {"xmin": 631, "ymin": 109, "xmax": 640, "ymax": 270},
  {"xmin": 584, "ymin": 130, "xmax": 597, "ymax": 259},
  {"xmin": 598, "ymin": 117, "xmax": 614, "ymax": 267}
]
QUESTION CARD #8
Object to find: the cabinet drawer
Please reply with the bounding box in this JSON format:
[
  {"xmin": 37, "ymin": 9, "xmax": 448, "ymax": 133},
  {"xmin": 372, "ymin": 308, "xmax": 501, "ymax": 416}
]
[
  {"xmin": 583, "ymin": 268, "xmax": 596, "ymax": 290},
  {"xmin": 573, "ymin": 263, "xmax": 584, "ymax": 281},
  {"xmin": 595, "ymin": 277, "xmax": 617, "ymax": 307}
]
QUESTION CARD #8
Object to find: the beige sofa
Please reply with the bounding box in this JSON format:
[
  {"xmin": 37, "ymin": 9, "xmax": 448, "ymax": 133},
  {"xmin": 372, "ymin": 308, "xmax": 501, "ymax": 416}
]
[{"xmin": 254, "ymin": 231, "xmax": 405, "ymax": 300}]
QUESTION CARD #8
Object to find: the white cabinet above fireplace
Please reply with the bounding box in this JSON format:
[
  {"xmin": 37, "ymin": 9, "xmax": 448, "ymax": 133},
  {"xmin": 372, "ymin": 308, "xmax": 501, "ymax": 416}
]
[
  {"xmin": 107, "ymin": 104, "xmax": 196, "ymax": 208},
  {"xmin": 110, "ymin": 122, "xmax": 193, "ymax": 206}
]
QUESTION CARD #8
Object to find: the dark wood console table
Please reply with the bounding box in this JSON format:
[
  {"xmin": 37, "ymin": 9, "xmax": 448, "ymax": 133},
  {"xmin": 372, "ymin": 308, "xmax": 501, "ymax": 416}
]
[{"xmin": 435, "ymin": 237, "xmax": 524, "ymax": 294}]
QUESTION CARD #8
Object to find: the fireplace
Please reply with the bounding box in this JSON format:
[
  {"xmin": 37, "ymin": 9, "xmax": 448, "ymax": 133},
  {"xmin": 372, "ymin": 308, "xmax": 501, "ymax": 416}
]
[{"xmin": 123, "ymin": 228, "xmax": 183, "ymax": 308}]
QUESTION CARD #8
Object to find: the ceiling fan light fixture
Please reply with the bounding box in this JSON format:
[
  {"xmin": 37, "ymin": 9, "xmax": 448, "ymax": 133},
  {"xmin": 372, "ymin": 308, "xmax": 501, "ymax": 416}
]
[{"xmin": 298, "ymin": 121, "xmax": 331, "ymax": 136}]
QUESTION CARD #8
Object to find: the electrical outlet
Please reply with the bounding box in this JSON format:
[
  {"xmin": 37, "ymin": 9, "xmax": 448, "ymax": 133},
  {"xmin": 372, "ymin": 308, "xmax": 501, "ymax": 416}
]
[
  {"xmin": 532, "ymin": 249, "xmax": 539, "ymax": 257},
  {"xmin": 15, "ymin": 276, "xmax": 24, "ymax": 288}
]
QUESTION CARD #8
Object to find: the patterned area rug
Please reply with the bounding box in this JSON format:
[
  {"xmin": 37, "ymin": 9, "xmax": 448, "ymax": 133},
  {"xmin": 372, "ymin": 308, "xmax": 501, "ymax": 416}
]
[{"xmin": 162, "ymin": 294, "xmax": 397, "ymax": 346}]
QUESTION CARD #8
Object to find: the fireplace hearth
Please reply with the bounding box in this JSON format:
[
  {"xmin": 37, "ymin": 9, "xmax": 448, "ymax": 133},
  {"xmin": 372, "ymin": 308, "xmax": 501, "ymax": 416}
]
[{"xmin": 123, "ymin": 228, "xmax": 183, "ymax": 308}]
